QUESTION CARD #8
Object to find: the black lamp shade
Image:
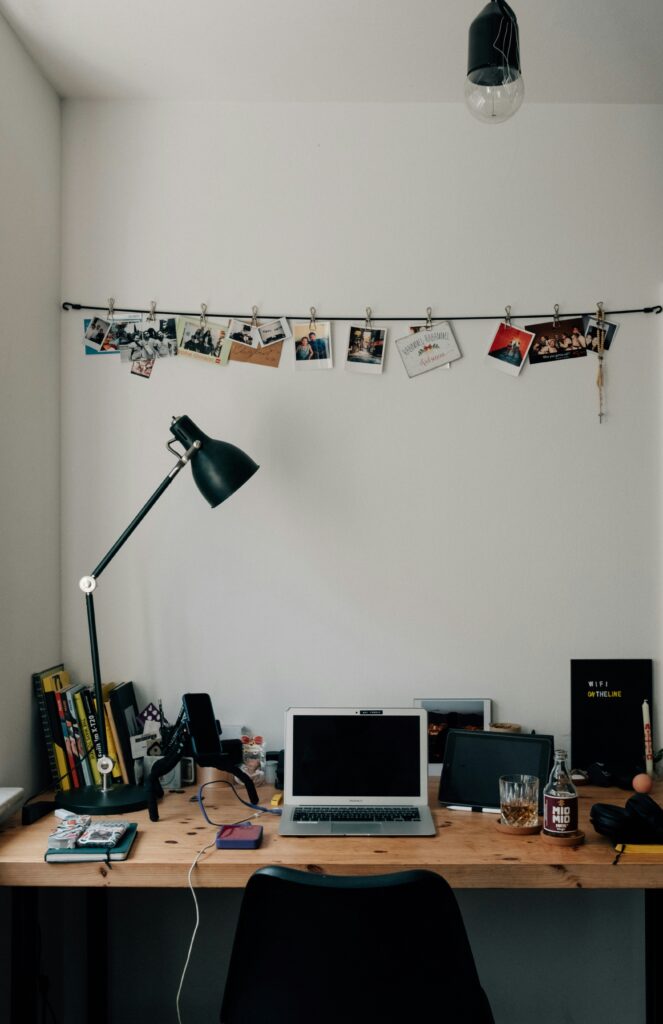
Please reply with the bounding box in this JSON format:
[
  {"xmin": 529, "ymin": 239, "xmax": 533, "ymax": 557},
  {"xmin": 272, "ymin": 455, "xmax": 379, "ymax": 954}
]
[
  {"xmin": 467, "ymin": 0, "xmax": 521, "ymax": 87},
  {"xmin": 170, "ymin": 415, "xmax": 259, "ymax": 508}
]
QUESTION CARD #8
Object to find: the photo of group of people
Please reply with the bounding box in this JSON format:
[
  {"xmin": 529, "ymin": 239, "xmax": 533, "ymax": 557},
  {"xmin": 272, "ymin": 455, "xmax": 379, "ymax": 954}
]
[
  {"xmin": 178, "ymin": 319, "xmax": 231, "ymax": 365},
  {"xmin": 583, "ymin": 314, "xmax": 619, "ymax": 352},
  {"xmin": 527, "ymin": 317, "xmax": 588, "ymax": 364}
]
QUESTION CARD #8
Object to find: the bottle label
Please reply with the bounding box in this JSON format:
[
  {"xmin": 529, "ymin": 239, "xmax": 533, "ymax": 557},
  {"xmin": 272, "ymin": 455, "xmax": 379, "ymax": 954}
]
[{"xmin": 543, "ymin": 795, "xmax": 578, "ymax": 835}]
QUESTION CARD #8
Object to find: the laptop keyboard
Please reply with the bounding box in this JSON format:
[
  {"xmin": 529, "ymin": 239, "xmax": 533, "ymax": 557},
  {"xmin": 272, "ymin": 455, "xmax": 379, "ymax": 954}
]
[{"xmin": 293, "ymin": 806, "xmax": 421, "ymax": 823}]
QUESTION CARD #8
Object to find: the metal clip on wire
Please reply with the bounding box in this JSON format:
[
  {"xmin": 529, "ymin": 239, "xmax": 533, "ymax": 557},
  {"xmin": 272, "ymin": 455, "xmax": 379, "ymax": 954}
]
[
  {"xmin": 504, "ymin": 305, "xmax": 512, "ymax": 326},
  {"xmin": 553, "ymin": 303, "xmax": 561, "ymax": 328},
  {"xmin": 148, "ymin": 300, "xmax": 157, "ymax": 323},
  {"xmin": 364, "ymin": 306, "xmax": 373, "ymax": 331},
  {"xmin": 425, "ymin": 306, "xmax": 433, "ymax": 330}
]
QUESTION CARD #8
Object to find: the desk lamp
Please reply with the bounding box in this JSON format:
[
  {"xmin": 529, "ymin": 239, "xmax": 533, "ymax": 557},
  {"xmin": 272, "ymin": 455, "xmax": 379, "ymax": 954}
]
[{"xmin": 56, "ymin": 415, "xmax": 259, "ymax": 814}]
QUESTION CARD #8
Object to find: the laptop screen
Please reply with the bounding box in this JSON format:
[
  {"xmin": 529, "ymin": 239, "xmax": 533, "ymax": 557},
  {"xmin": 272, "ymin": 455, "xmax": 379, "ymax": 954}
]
[{"xmin": 290, "ymin": 712, "xmax": 422, "ymax": 798}]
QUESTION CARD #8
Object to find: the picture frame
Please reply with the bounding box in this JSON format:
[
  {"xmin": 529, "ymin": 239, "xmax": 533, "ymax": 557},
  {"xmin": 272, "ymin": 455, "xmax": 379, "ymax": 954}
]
[{"xmin": 414, "ymin": 698, "xmax": 492, "ymax": 774}]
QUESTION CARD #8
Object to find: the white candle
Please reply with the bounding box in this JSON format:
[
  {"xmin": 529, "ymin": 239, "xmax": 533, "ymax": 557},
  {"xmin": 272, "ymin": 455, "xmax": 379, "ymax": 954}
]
[{"xmin": 642, "ymin": 699, "xmax": 654, "ymax": 777}]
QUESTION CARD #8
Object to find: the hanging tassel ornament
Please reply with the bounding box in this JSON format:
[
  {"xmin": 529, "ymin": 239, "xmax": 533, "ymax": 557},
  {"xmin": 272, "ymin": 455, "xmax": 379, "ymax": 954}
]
[{"xmin": 596, "ymin": 302, "xmax": 606, "ymax": 423}]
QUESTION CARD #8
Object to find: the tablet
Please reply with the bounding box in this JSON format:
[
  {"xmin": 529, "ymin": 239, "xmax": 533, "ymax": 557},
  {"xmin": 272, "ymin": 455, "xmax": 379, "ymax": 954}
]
[{"xmin": 438, "ymin": 730, "xmax": 554, "ymax": 812}]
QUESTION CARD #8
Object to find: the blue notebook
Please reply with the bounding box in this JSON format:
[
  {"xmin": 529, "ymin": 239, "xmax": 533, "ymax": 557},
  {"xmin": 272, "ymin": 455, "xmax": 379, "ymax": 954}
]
[{"xmin": 45, "ymin": 822, "xmax": 138, "ymax": 863}]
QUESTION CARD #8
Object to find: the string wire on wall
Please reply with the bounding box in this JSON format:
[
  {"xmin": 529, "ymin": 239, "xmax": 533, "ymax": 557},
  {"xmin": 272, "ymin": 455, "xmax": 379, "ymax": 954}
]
[{"xmin": 64, "ymin": 299, "xmax": 662, "ymax": 423}]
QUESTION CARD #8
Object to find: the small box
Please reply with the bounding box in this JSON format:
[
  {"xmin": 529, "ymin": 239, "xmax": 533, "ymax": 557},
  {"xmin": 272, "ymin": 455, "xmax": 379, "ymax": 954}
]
[{"xmin": 215, "ymin": 823, "xmax": 263, "ymax": 849}]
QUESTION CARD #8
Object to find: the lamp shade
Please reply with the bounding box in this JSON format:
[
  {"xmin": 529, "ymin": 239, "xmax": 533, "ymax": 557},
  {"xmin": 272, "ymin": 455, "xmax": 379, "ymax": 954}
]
[
  {"xmin": 466, "ymin": 0, "xmax": 524, "ymax": 123},
  {"xmin": 170, "ymin": 415, "xmax": 259, "ymax": 508}
]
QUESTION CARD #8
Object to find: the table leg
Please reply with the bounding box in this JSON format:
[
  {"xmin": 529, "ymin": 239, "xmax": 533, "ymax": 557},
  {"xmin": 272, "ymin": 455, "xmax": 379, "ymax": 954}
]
[
  {"xmin": 10, "ymin": 887, "xmax": 39, "ymax": 1024},
  {"xmin": 86, "ymin": 888, "xmax": 109, "ymax": 1024},
  {"xmin": 645, "ymin": 889, "xmax": 662, "ymax": 1024}
]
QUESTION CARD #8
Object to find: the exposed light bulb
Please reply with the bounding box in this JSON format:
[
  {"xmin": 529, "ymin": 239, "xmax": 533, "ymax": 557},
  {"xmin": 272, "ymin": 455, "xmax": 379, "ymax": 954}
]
[
  {"xmin": 464, "ymin": 75, "xmax": 524, "ymax": 124},
  {"xmin": 466, "ymin": 1, "xmax": 523, "ymax": 124}
]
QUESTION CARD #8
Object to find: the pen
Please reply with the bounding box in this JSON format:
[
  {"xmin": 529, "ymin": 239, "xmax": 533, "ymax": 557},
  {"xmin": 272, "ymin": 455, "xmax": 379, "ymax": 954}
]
[{"xmin": 445, "ymin": 805, "xmax": 501, "ymax": 813}]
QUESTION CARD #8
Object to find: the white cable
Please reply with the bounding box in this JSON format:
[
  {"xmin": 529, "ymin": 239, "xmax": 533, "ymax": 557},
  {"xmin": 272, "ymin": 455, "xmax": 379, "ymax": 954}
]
[
  {"xmin": 175, "ymin": 812, "xmax": 262, "ymax": 1024},
  {"xmin": 176, "ymin": 838, "xmax": 216, "ymax": 1024}
]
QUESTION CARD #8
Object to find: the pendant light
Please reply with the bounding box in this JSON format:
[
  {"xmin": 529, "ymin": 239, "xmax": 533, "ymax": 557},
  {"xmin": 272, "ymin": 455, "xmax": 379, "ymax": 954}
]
[{"xmin": 465, "ymin": 0, "xmax": 524, "ymax": 123}]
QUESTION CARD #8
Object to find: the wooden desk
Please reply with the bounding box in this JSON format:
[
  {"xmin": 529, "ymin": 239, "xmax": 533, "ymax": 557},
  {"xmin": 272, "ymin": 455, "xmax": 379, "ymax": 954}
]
[
  {"xmin": 0, "ymin": 779, "xmax": 661, "ymax": 890},
  {"xmin": 1, "ymin": 780, "xmax": 662, "ymax": 1024}
]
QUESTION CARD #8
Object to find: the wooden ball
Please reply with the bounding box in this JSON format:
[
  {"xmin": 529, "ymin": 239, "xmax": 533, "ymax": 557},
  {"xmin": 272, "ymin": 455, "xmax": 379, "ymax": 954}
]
[{"xmin": 632, "ymin": 773, "xmax": 653, "ymax": 794}]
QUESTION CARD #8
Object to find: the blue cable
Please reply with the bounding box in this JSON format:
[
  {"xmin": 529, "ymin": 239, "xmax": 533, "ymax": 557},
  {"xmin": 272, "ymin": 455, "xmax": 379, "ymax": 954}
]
[{"xmin": 195, "ymin": 779, "xmax": 282, "ymax": 827}]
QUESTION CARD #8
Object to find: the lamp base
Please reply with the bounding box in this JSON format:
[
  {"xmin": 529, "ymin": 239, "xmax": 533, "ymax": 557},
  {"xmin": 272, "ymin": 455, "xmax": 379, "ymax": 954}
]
[{"xmin": 55, "ymin": 784, "xmax": 149, "ymax": 815}]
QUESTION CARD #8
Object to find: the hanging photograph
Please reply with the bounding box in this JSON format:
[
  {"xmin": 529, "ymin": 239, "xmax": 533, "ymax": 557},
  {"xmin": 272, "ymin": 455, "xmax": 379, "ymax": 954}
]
[
  {"xmin": 258, "ymin": 317, "xmax": 292, "ymax": 347},
  {"xmin": 177, "ymin": 318, "xmax": 232, "ymax": 364},
  {"xmin": 582, "ymin": 315, "xmax": 619, "ymax": 353},
  {"xmin": 227, "ymin": 318, "xmax": 260, "ymax": 349},
  {"xmin": 486, "ymin": 321, "xmax": 535, "ymax": 376},
  {"xmin": 99, "ymin": 315, "xmax": 143, "ymax": 355},
  {"xmin": 293, "ymin": 322, "xmax": 333, "ymax": 369},
  {"xmin": 526, "ymin": 318, "xmax": 587, "ymax": 364},
  {"xmin": 345, "ymin": 325, "xmax": 387, "ymax": 375},
  {"xmin": 83, "ymin": 316, "xmax": 111, "ymax": 352},
  {"xmin": 395, "ymin": 322, "xmax": 461, "ymax": 378},
  {"xmin": 117, "ymin": 320, "xmax": 175, "ymax": 363},
  {"xmin": 130, "ymin": 357, "xmax": 155, "ymax": 379}
]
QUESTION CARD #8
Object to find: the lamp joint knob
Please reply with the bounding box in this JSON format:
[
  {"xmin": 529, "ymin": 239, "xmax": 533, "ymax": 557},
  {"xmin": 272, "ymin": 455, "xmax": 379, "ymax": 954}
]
[{"xmin": 79, "ymin": 575, "xmax": 97, "ymax": 593}]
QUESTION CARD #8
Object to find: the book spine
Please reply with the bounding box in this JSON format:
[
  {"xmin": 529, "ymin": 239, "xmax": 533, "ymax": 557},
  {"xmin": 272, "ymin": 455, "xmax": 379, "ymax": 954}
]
[
  {"xmin": 66, "ymin": 689, "xmax": 92, "ymax": 787},
  {"xmin": 44, "ymin": 691, "xmax": 71, "ymax": 791},
  {"xmin": 54, "ymin": 689, "xmax": 80, "ymax": 788},
  {"xmin": 81, "ymin": 688, "xmax": 103, "ymax": 781},
  {"xmin": 33, "ymin": 675, "xmax": 62, "ymax": 791},
  {"xmin": 74, "ymin": 690, "xmax": 100, "ymax": 786},
  {"xmin": 104, "ymin": 700, "xmax": 127, "ymax": 782}
]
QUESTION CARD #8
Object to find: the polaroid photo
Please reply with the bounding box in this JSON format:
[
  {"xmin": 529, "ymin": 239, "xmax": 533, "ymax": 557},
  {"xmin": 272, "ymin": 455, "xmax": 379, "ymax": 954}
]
[
  {"xmin": 177, "ymin": 318, "xmax": 232, "ymax": 365},
  {"xmin": 414, "ymin": 698, "xmax": 492, "ymax": 774},
  {"xmin": 345, "ymin": 325, "xmax": 387, "ymax": 375},
  {"xmin": 527, "ymin": 318, "xmax": 587, "ymax": 365},
  {"xmin": 258, "ymin": 317, "xmax": 292, "ymax": 347},
  {"xmin": 228, "ymin": 318, "xmax": 260, "ymax": 349},
  {"xmin": 293, "ymin": 322, "xmax": 333, "ymax": 369},
  {"xmin": 486, "ymin": 322, "xmax": 536, "ymax": 377},
  {"xmin": 396, "ymin": 322, "xmax": 461, "ymax": 378},
  {"xmin": 83, "ymin": 316, "xmax": 111, "ymax": 353},
  {"xmin": 582, "ymin": 315, "xmax": 619, "ymax": 354},
  {"xmin": 130, "ymin": 357, "xmax": 155, "ymax": 379}
]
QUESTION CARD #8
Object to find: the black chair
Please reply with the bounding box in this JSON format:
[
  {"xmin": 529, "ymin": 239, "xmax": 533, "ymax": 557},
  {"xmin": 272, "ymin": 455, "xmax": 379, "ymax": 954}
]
[{"xmin": 220, "ymin": 866, "xmax": 494, "ymax": 1023}]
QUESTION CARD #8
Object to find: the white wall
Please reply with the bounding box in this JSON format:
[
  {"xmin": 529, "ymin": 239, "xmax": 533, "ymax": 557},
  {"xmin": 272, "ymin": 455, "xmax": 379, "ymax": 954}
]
[
  {"xmin": 0, "ymin": 14, "xmax": 61, "ymax": 793},
  {"xmin": 61, "ymin": 99, "xmax": 663, "ymax": 754}
]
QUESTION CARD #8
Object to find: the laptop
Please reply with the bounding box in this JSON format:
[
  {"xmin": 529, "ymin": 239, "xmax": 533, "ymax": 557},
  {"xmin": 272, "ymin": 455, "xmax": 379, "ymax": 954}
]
[
  {"xmin": 438, "ymin": 729, "xmax": 554, "ymax": 813},
  {"xmin": 279, "ymin": 707, "xmax": 436, "ymax": 836}
]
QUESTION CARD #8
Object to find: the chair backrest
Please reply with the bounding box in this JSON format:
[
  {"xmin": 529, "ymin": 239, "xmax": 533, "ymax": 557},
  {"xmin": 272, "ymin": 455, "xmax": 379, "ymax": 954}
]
[{"xmin": 220, "ymin": 866, "xmax": 494, "ymax": 1024}]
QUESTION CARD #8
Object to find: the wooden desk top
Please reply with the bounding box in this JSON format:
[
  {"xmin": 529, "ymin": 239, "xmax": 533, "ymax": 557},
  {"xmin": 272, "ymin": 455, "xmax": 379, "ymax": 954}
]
[{"xmin": 1, "ymin": 779, "xmax": 662, "ymax": 890}]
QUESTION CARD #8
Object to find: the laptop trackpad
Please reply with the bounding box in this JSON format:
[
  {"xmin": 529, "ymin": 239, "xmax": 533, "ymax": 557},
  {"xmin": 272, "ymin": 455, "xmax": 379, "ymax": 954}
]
[{"xmin": 331, "ymin": 822, "xmax": 382, "ymax": 835}]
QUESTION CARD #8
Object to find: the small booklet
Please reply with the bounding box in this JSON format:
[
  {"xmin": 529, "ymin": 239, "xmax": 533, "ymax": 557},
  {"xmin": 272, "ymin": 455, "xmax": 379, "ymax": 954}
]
[
  {"xmin": 76, "ymin": 821, "xmax": 127, "ymax": 847},
  {"xmin": 45, "ymin": 823, "xmax": 138, "ymax": 863},
  {"xmin": 47, "ymin": 815, "xmax": 91, "ymax": 849}
]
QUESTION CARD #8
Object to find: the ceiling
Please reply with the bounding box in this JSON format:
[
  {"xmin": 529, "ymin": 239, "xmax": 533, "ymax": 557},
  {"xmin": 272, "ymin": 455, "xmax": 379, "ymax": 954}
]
[{"xmin": 1, "ymin": 0, "xmax": 662, "ymax": 104}]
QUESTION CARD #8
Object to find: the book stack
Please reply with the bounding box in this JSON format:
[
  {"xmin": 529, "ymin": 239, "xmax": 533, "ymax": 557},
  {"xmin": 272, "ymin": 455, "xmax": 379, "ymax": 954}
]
[
  {"xmin": 44, "ymin": 816, "xmax": 138, "ymax": 863},
  {"xmin": 33, "ymin": 664, "xmax": 143, "ymax": 792}
]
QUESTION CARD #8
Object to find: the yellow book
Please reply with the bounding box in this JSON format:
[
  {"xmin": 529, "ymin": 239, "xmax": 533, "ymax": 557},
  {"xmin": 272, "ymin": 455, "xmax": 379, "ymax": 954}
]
[
  {"xmin": 74, "ymin": 690, "xmax": 101, "ymax": 785},
  {"xmin": 98, "ymin": 683, "xmax": 123, "ymax": 780}
]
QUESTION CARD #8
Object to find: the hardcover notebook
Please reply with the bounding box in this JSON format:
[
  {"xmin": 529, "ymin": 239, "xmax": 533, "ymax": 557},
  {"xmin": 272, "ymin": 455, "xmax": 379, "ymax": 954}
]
[
  {"xmin": 45, "ymin": 822, "xmax": 138, "ymax": 863},
  {"xmin": 438, "ymin": 730, "xmax": 554, "ymax": 813},
  {"xmin": 279, "ymin": 707, "xmax": 435, "ymax": 837}
]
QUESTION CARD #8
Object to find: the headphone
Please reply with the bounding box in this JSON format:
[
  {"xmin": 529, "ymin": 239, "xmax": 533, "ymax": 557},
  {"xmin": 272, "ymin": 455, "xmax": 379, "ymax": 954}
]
[{"xmin": 590, "ymin": 793, "xmax": 663, "ymax": 845}]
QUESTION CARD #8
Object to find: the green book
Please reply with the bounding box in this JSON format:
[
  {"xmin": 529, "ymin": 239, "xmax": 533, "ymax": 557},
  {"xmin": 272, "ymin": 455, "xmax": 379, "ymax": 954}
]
[{"xmin": 44, "ymin": 822, "xmax": 138, "ymax": 863}]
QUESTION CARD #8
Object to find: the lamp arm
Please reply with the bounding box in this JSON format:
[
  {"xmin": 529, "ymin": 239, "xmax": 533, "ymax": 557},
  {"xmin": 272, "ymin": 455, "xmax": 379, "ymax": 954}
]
[
  {"xmin": 79, "ymin": 439, "xmax": 200, "ymax": 769},
  {"xmin": 82, "ymin": 440, "xmax": 200, "ymax": 586}
]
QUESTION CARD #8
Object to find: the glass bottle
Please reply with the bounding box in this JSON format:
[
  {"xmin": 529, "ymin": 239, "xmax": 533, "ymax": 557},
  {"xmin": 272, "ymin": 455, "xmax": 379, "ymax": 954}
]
[{"xmin": 543, "ymin": 749, "xmax": 578, "ymax": 837}]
